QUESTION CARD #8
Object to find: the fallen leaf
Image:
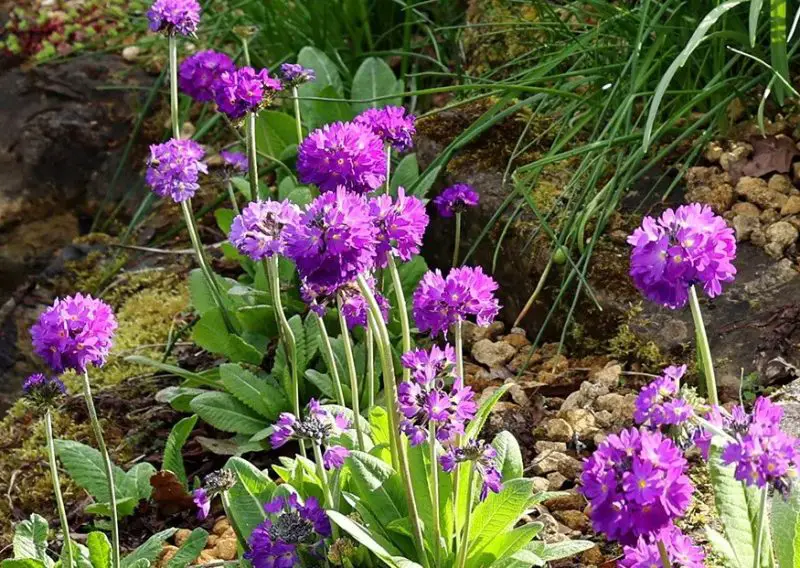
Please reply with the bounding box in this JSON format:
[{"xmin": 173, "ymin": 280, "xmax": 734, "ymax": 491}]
[
  {"xmin": 150, "ymin": 470, "xmax": 194, "ymax": 515},
  {"xmin": 729, "ymin": 135, "xmax": 799, "ymax": 183}
]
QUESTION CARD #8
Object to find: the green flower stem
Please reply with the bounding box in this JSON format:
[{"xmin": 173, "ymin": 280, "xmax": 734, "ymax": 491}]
[
  {"xmin": 357, "ymin": 275, "xmax": 429, "ymax": 568},
  {"xmin": 366, "ymin": 324, "xmax": 375, "ymax": 409},
  {"xmin": 753, "ymin": 486, "xmax": 768, "ymax": 568},
  {"xmin": 168, "ymin": 36, "xmax": 180, "ymax": 139},
  {"xmin": 688, "ymin": 285, "xmax": 718, "ymax": 406},
  {"xmin": 291, "ymin": 86, "xmax": 303, "ymax": 145},
  {"xmin": 514, "ymin": 256, "xmax": 553, "ymax": 328},
  {"xmin": 336, "ymin": 295, "xmax": 366, "ymax": 451},
  {"xmin": 387, "ymin": 256, "xmax": 411, "ymax": 383},
  {"xmin": 246, "ymin": 111, "xmax": 261, "ymax": 200},
  {"xmin": 265, "ymin": 258, "xmax": 305, "ymax": 458},
  {"xmin": 45, "ymin": 409, "xmax": 72, "ymax": 568},
  {"xmin": 456, "ymin": 467, "xmax": 476, "ymax": 568},
  {"xmin": 454, "ymin": 319, "xmax": 464, "ymax": 383},
  {"xmin": 82, "ymin": 371, "xmax": 119, "ymax": 568},
  {"xmin": 429, "ymin": 426, "xmax": 442, "ymax": 566},
  {"xmin": 311, "ymin": 443, "xmax": 340, "ymax": 540},
  {"xmin": 314, "ymin": 313, "xmax": 346, "ymax": 406},
  {"xmin": 452, "ymin": 318, "xmax": 464, "ymax": 548},
  {"xmin": 453, "ymin": 211, "xmax": 462, "ymax": 267},
  {"xmin": 657, "ymin": 539, "xmax": 671, "ymax": 568},
  {"xmin": 225, "ymin": 179, "xmax": 240, "ymax": 215},
  {"xmin": 385, "ymin": 145, "xmax": 392, "ymax": 193}
]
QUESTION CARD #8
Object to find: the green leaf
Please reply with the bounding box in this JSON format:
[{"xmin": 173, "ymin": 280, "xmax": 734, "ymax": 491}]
[
  {"xmin": 155, "ymin": 387, "xmax": 207, "ymax": 413},
  {"xmin": 225, "ymin": 457, "xmax": 277, "ymax": 541},
  {"xmin": 350, "ymin": 57, "xmax": 402, "ymax": 113},
  {"xmin": 121, "ymin": 529, "xmax": 176, "ymax": 568},
  {"xmin": 192, "ymin": 310, "xmax": 264, "ymax": 364},
  {"xmin": 468, "ymin": 478, "xmax": 535, "ymax": 558},
  {"xmin": 86, "ymin": 532, "xmax": 111, "ymax": 568},
  {"xmin": 214, "ymin": 208, "xmax": 235, "ymax": 234},
  {"xmin": 466, "ymin": 384, "xmax": 511, "ymax": 439},
  {"xmin": 308, "ymin": 85, "xmax": 353, "ymax": 130},
  {"xmin": 408, "ymin": 164, "xmax": 442, "ymax": 198},
  {"xmin": 54, "ymin": 440, "xmax": 130, "ymax": 503},
  {"xmin": 190, "ymin": 392, "xmax": 270, "ymax": 435},
  {"xmin": 327, "ymin": 511, "xmax": 422, "ymax": 568},
  {"xmin": 12, "ymin": 515, "xmax": 51, "ymax": 566},
  {"xmin": 346, "ymin": 451, "xmax": 407, "ymax": 527},
  {"xmin": 492, "ymin": 431, "xmax": 523, "ymax": 480},
  {"xmin": 368, "ymin": 406, "xmax": 391, "ymax": 448},
  {"xmin": 85, "ymin": 496, "xmax": 138, "ymax": 518},
  {"xmin": 2, "ymin": 561, "xmax": 46, "ymax": 568},
  {"xmin": 523, "ymin": 540, "xmax": 595, "ymax": 563},
  {"xmin": 256, "ymin": 110, "xmax": 298, "ymax": 158},
  {"xmin": 468, "ymin": 523, "xmax": 542, "ymax": 567},
  {"xmin": 166, "ymin": 528, "xmax": 207, "ymax": 568},
  {"xmin": 297, "ymin": 46, "xmax": 343, "ymax": 95},
  {"xmin": 706, "ymin": 527, "xmax": 742, "ymax": 568},
  {"xmin": 771, "ymin": 485, "xmax": 800, "ymax": 568},
  {"xmin": 126, "ymin": 462, "xmax": 156, "ymax": 502},
  {"xmin": 220, "ymin": 363, "xmax": 287, "ymax": 420},
  {"xmin": 162, "ymin": 414, "xmax": 198, "ymax": 489},
  {"xmin": 188, "ymin": 269, "xmax": 235, "ymax": 316},
  {"xmin": 390, "ymin": 154, "xmax": 419, "ymax": 192},
  {"xmin": 126, "ymin": 356, "xmax": 207, "ymax": 384}
]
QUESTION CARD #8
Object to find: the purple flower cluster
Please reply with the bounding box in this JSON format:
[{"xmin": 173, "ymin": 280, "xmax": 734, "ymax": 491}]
[
  {"xmin": 300, "ymin": 277, "xmax": 389, "ymax": 329},
  {"xmin": 628, "ymin": 203, "xmax": 736, "ymax": 309},
  {"xmin": 280, "ymin": 63, "xmax": 316, "ymax": 87},
  {"xmin": 620, "ymin": 525, "xmax": 705, "ymax": 568},
  {"xmin": 220, "ymin": 150, "xmax": 248, "ymax": 174},
  {"xmin": 30, "ymin": 294, "xmax": 118, "ymax": 373},
  {"xmin": 297, "ymin": 122, "xmax": 386, "ymax": 194},
  {"xmin": 412, "ymin": 266, "xmax": 500, "ymax": 336},
  {"xmin": 580, "ymin": 427, "xmax": 693, "ymax": 544},
  {"xmin": 434, "ymin": 183, "xmax": 479, "ymax": 218},
  {"xmin": 354, "ymin": 106, "xmax": 416, "ymax": 152},
  {"xmin": 22, "ymin": 373, "xmax": 66, "ymax": 407},
  {"xmin": 213, "ymin": 67, "xmax": 283, "ymax": 120},
  {"xmin": 440, "ymin": 438, "xmax": 503, "ymax": 501},
  {"xmin": 192, "ymin": 488, "xmax": 210, "ymax": 519},
  {"xmin": 720, "ymin": 397, "xmax": 799, "ymax": 495},
  {"xmin": 634, "ymin": 365, "xmax": 693, "ymax": 427},
  {"xmin": 146, "ymin": 138, "xmax": 208, "ymax": 203},
  {"xmin": 246, "ymin": 494, "xmax": 331, "ymax": 568},
  {"xmin": 178, "ymin": 50, "xmax": 235, "ymax": 103},
  {"xmin": 283, "ymin": 188, "xmax": 377, "ymax": 289},
  {"xmin": 147, "ymin": 0, "xmax": 201, "ymax": 35},
  {"xmin": 397, "ymin": 345, "xmax": 477, "ymax": 445},
  {"xmin": 191, "ymin": 469, "xmax": 236, "ymax": 520},
  {"xmin": 229, "ymin": 200, "xmax": 301, "ymax": 261},
  {"xmin": 370, "ymin": 188, "xmax": 428, "ymax": 267},
  {"xmin": 271, "ymin": 399, "xmax": 351, "ymax": 470}
]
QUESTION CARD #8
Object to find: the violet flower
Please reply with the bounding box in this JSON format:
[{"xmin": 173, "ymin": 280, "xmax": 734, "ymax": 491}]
[
  {"xmin": 22, "ymin": 373, "xmax": 66, "ymax": 407},
  {"xmin": 297, "ymin": 122, "xmax": 386, "ymax": 194},
  {"xmin": 628, "ymin": 203, "xmax": 736, "ymax": 309},
  {"xmin": 634, "ymin": 365, "xmax": 693, "ymax": 428},
  {"xmin": 220, "ymin": 150, "xmax": 248, "ymax": 175},
  {"xmin": 178, "ymin": 50, "xmax": 235, "ymax": 103},
  {"xmin": 370, "ymin": 187, "xmax": 429, "ymax": 268},
  {"xmin": 300, "ymin": 277, "xmax": 389, "ymax": 329},
  {"xmin": 619, "ymin": 525, "xmax": 705, "ymax": 568},
  {"xmin": 192, "ymin": 488, "xmax": 211, "ymax": 520},
  {"xmin": 271, "ymin": 399, "xmax": 351, "ymax": 470},
  {"xmin": 353, "ymin": 105, "xmax": 416, "ymax": 152},
  {"xmin": 146, "ymin": 138, "xmax": 208, "ymax": 203},
  {"xmin": 434, "ymin": 183, "xmax": 479, "ymax": 218},
  {"xmin": 579, "ymin": 427, "xmax": 693, "ymax": 544},
  {"xmin": 213, "ymin": 66, "xmax": 283, "ymax": 120},
  {"xmin": 412, "ymin": 266, "xmax": 500, "ymax": 337},
  {"xmin": 30, "ymin": 294, "xmax": 118, "ymax": 373},
  {"xmin": 440, "ymin": 438, "xmax": 503, "ymax": 501},
  {"xmin": 147, "ymin": 0, "xmax": 201, "ymax": 36},
  {"xmin": 191, "ymin": 469, "xmax": 236, "ymax": 520},
  {"xmin": 279, "ymin": 63, "xmax": 316, "ymax": 87},
  {"xmin": 229, "ymin": 199, "xmax": 301, "ymax": 261}
]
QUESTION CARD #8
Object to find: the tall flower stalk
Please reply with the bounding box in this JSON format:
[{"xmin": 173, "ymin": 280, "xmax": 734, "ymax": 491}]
[
  {"xmin": 45, "ymin": 409, "xmax": 73, "ymax": 568},
  {"xmin": 336, "ymin": 294, "xmax": 366, "ymax": 450},
  {"xmin": 246, "ymin": 111, "xmax": 260, "ymax": 199},
  {"xmin": 433, "ymin": 184, "xmax": 479, "ymax": 269},
  {"xmin": 315, "ymin": 314, "xmax": 347, "ymax": 406},
  {"xmin": 429, "ymin": 427, "xmax": 442, "ymax": 565},
  {"xmin": 455, "ymin": 468, "xmax": 476, "ymax": 568},
  {"xmin": 688, "ymin": 285, "xmax": 718, "ymax": 405}
]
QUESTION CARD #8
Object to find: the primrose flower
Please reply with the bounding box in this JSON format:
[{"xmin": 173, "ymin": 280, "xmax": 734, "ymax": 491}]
[
  {"xmin": 620, "ymin": 525, "xmax": 705, "ymax": 568},
  {"xmin": 580, "ymin": 427, "xmax": 693, "ymax": 544},
  {"xmin": 22, "ymin": 374, "xmax": 66, "ymax": 407},
  {"xmin": 412, "ymin": 266, "xmax": 500, "ymax": 337},
  {"xmin": 628, "ymin": 203, "xmax": 736, "ymax": 309},
  {"xmin": 440, "ymin": 438, "xmax": 503, "ymax": 501},
  {"xmin": 31, "ymin": 294, "xmax": 117, "ymax": 373},
  {"xmin": 246, "ymin": 494, "xmax": 331, "ymax": 568},
  {"xmin": 300, "ymin": 277, "xmax": 389, "ymax": 329},
  {"xmin": 370, "ymin": 188, "xmax": 429, "ymax": 267},
  {"xmin": 192, "ymin": 488, "xmax": 210, "ymax": 520},
  {"xmin": 220, "ymin": 150, "xmax": 248, "ymax": 175},
  {"xmin": 297, "ymin": 122, "xmax": 386, "ymax": 194},
  {"xmin": 147, "ymin": 0, "xmax": 201, "ymax": 35},
  {"xmin": 353, "ymin": 105, "xmax": 417, "ymax": 152},
  {"xmin": 229, "ymin": 199, "xmax": 301, "ymax": 261},
  {"xmin": 634, "ymin": 365, "xmax": 693, "ymax": 427},
  {"xmin": 280, "ymin": 63, "xmax": 316, "ymax": 87},
  {"xmin": 146, "ymin": 138, "xmax": 208, "ymax": 203},
  {"xmin": 191, "ymin": 469, "xmax": 235, "ymax": 520},
  {"xmin": 178, "ymin": 50, "xmax": 235, "ymax": 102},
  {"xmin": 213, "ymin": 66, "xmax": 283, "ymax": 120},
  {"xmin": 270, "ymin": 399, "xmax": 350, "ymax": 470},
  {"xmin": 434, "ymin": 183, "xmax": 479, "ymax": 218}
]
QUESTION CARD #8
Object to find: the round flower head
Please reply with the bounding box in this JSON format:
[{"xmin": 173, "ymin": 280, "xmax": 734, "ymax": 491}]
[
  {"xmin": 434, "ymin": 183, "xmax": 479, "ymax": 218},
  {"xmin": 146, "ymin": 138, "xmax": 208, "ymax": 203},
  {"xmin": 22, "ymin": 373, "xmax": 66, "ymax": 407},
  {"xmin": 628, "ymin": 203, "xmax": 736, "ymax": 309},
  {"xmin": 413, "ymin": 266, "xmax": 500, "ymax": 337},
  {"xmin": 146, "ymin": 0, "xmax": 201, "ymax": 35},
  {"xmin": 300, "ymin": 277, "xmax": 389, "ymax": 329},
  {"xmin": 370, "ymin": 188, "xmax": 429, "ymax": 267},
  {"xmin": 220, "ymin": 150, "xmax": 248, "ymax": 175},
  {"xmin": 439, "ymin": 438, "xmax": 503, "ymax": 501},
  {"xmin": 178, "ymin": 50, "xmax": 235, "ymax": 103},
  {"xmin": 297, "ymin": 122, "xmax": 386, "ymax": 194},
  {"xmin": 280, "ymin": 63, "xmax": 316, "ymax": 87},
  {"xmin": 353, "ymin": 105, "xmax": 416, "ymax": 152},
  {"xmin": 579, "ymin": 426, "xmax": 693, "ymax": 544},
  {"xmin": 283, "ymin": 188, "xmax": 377, "ymax": 289},
  {"xmin": 192, "ymin": 469, "xmax": 236, "ymax": 520},
  {"xmin": 634, "ymin": 365, "xmax": 693, "ymax": 427},
  {"xmin": 620, "ymin": 525, "xmax": 705, "ymax": 568},
  {"xmin": 31, "ymin": 294, "xmax": 118, "ymax": 373},
  {"xmin": 213, "ymin": 66, "xmax": 283, "ymax": 120},
  {"xmin": 229, "ymin": 199, "xmax": 301, "ymax": 261},
  {"xmin": 271, "ymin": 399, "xmax": 351, "ymax": 470}
]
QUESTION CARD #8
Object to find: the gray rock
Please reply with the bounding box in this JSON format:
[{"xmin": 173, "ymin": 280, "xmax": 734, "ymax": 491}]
[
  {"xmin": 541, "ymin": 418, "xmax": 574, "ymax": 442},
  {"xmin": 765, "ymin": 221, "xmax": 799, "ymax": 258},
  {"xmin": 732, "ymin": 214, "xmax": 760, "ymax": 242},
  {"xmin": 547, "ymin": 472, "xmax": 568, "ymax": 491},
  {"xmin": 531, "ymin": 451, "xmax": 583, "ymax": 478},
  {"xmin": 736, "ymin": 176, "xmax": 788, "ymax": 210},
  {"xmin": 472, "ymin": 338, "xmax": 517, "ymax": 368}
]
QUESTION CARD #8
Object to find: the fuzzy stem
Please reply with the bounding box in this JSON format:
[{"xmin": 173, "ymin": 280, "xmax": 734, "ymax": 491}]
[
  {"xmin": 657, "ymin": 539, "xmax": 671, "ymax": 568},
  {"xmin": 45, "ymin": 410, "xmax": 73, "ymax": 568},
  {"xmin": 429, "ymin": 426, "xmax": 442, "ymax": 566},
  {"xmin": 387, "ymin": 256, "xmax": 411, "ymax": 382},
  {"xmin": 366, "ymin": 325, "xmax": 375, "ymax": 409},
  {"xmin": 246, "ymin": 111, "xmax": 260, "ymax": 200},
  {"xmin": 456, "ymin": 467, "xmax": 476, "ymax": 568},
  {"xmin": 314, "ymin": 313, "xmax": 346, "ymax": 406},
  {"xmin": 336, "ymin": 294, "xmax": 366, "ymax": 451},
  {"xmin": 82, "ymin": 371, "xmax": 119, "ymax": 568},
  {"xmin": 385, "ymin": 145, "xmax": 392, "ymax": 193},
  {"xmin": 225, "ymin": 179, "xmax": 240, "ymax": 215},
  {"xmin": 291, "ymin": 86, "xmax": 303, "ymax": 145},
  {"xmin": 689, "ymin": 285, "xmax": 718, "ymax": 406},
  {"xmin": 753, "ymin": 486, "xmax": 768, "ymax": 568},
  {"xmin": 454, "ymin": 318, "xmax": 464, "ymax": 382},
  {"xmin": 453, "ymin": 211, "xmax": 462, "ymax": 267}
]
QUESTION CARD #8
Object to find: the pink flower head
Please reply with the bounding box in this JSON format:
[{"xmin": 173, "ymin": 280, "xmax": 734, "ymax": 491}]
[
  {"xmin": 353, "ymin": 105, "xmax": 416, "ymax": 152},
  {"xmin": 179, "ymin": 50, "xmax": 235, "ymax": 102},
  {"xmin": 370, "ymin": 187, "xmax": 428, "ymax": 267}
]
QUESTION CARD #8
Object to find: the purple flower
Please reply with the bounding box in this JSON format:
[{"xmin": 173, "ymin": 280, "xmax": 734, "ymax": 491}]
[
  {"xmin": 193, "ymin": 488, "xmax": 211, "ymax": 520},
  {"xmin": 246, "ymin": 494, "xmax": 331, "ymax": 568},
  {"xmin": 220, "ymin": 150, "xmax": 248, "ymax": 174},
  {"xmin": 213, "ymin": 67, "xmax": 283, "ymax": 120},
  {"xmin": 229, "ymin": 200, "xmax": 301, "ymax": 260},
  {"xmin": 269, "ymin": 399, "xmax": 350, "ymax": 470},
  {"xmin": 22, "ymin": 373, "xmax": 66, "ymax": 407},
  {"xmin": 147, "ymin": 0, "xmax": 201, "ymax": 35},
  {"xmin": 283, "ymin": 188, "xmax": 377, "ymax": 289},
  {"xmin": 628, "ymin": 203, "xmax": 736, "ymax": 309},
  {"xmin": 353, "ymin": 106, "xmax": 416, "ymax": 152},
  {"xmin": 620, "ymin": 525, "xmax": 705, "ymax": 568},
  {"xmin": 370, "ymin": 188, "xmax": 429, "ymax": 267},
  {"xmin": 323, "ymin": 446, "xmax": 350, "ymax": 470},
  {"xmin": 178, "ymin": 50, "xmax": 235, "ymax": 103},
  {"xmin": 297, "ymin": 122, "xmax": 386, "ymax": 194},
  {"xmin": 412, "ymin": 266, "xmax": 500, "ymax": 337},
  {"xmin": 279, "ymin": 63, "xmax": 315, "ymax": 87},
  {"xmin": 580, "ymin": 427, "xmax": 693, "ymax": 544},
  {"xmin": 434, "ymin": 184, "xmax": 479, "ymax": 218},
  {"xmin": 146, "ymin": 138, "xmax": 208, "ymax": 203},
  {"xmin": 439, "ymin": 438, "xmax": 503, "ymax": 501},
  {"xmin": 634, "ymin": 365, "xmax": 693, "ymax": 427},
  {"xmin": 300, "ymin": 277, "xmax": 389, "ymax": 329},
  {"xmin": 30, "ymin": 294, "xmax": 118, "ymax": 373}
]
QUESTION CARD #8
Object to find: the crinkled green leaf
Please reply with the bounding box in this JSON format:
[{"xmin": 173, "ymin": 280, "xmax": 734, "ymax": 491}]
[
  {"xmin": 225, "ymin": 457, "xmax": 277, "ymax": 542},
  {"xmin": 468, "ymin": 523, "xmax": 542, "ymax": 568},
  {"xmin": 492, "ymin": 431, "xmax": 523, "ymax": 480},
  {"xmin": 327, "ymin": 511, "xmax": 422, "ymax": 568},
  {"xmin": 771, "ymin": 485, "xmax": 800, "ymax": 568},
  {"xmin": 12, "ymin": 514, "xmax": 51, "ymax": 567},
  {"xmin": 220, "ymin": 363, "xmax": 287, "ymax": 420},
  {"xmin": 346, "ymin": 451, "xmax": 406, "ymax": 528},
  {"xmin": 121, "ymin": 529, "xmax": 176, "ymax": 568},
  {"xmin": 190, "ymin": 392, "xmax": 269, "ymax": 435},
  {"xmin": 162, "ymin": 414, "xmax": 197, "ymax": 488},
  {"xmin": 86, "ymin": 532, "xmax": 110, "ymax": 568},
  {"xmin": 350, "ymin": 57, "xmax": 402, "ymax": 113},
  {"xmin": 468, "ymin": 478, "xmax": 535, "ymax": 558},
  {"xmin": 54, "ymin": 440, "xmax": 130, "ymax": 503},
  {"xmin": 166, "ymin": 528, "xmax": 207, "ymax": 568}
]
